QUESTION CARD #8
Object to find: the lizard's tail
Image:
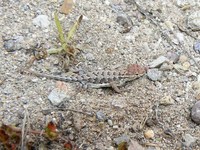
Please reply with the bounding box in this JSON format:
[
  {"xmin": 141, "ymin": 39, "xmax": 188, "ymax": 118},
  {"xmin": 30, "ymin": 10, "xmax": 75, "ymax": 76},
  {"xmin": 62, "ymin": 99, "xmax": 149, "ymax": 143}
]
[{"xmin": 25, "ymin": 70, "xmax": 73, "ymax": 82}]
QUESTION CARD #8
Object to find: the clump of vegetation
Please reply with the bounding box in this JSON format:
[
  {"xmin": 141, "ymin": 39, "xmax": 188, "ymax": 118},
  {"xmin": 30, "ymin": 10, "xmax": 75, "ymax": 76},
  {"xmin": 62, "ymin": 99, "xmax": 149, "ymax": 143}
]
[
  {"xmin": 0, "ymin": 122, "xmax": 78, "ymax": 150},
  {"xmin": 48, "ymin": 13, "xmax": 82, "ymax": 58},
  {"xmin": 25, "ymin": 13, "xmax": 82, "ymax": 70}
]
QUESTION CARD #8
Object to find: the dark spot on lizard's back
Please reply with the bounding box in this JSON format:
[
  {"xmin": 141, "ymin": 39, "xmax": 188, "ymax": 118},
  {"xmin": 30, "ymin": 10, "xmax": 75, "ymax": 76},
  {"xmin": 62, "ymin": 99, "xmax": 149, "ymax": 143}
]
[
  {"xmin": 100, "ymin": 78, "xmax": 107, "ymax": 83},
  {"xmin": 112, "ymin": 71, "xmax": 117, "ymax": 76},
  {"xmin": 76, "ymin": 75, "xmax": 84, "ymax": 81},
  {"xmin": 86, "ymin": 72, "xmax": 96, "ymax": 83}
]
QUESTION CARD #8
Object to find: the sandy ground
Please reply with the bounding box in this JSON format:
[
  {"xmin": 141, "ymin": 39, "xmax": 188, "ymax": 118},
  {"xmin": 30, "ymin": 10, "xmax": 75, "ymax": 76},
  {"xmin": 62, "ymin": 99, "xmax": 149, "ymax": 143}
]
[{"xmin": 1, "ymin": 0, "xmax": 200, "ymax": 149}]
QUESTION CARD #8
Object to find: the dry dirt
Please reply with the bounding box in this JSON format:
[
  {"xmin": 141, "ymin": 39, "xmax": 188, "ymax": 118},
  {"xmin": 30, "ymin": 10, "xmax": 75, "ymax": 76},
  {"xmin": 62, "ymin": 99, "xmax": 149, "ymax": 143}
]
[{"xmin": 1, "ymin": 0, "xmax": 200, "ymax": 149}]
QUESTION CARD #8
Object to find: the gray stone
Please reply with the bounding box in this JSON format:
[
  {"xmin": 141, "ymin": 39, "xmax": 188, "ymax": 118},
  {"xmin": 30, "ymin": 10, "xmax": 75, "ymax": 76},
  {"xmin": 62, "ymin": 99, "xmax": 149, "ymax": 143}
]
[
  {"xmin": 116, "ymin": 13, "xmax": 133, "ymax": 29},
  {"xmin": 33, "ymin": 15, "xmax": 50, "ymax": 28},
  {"xmin": 187, "ymin": 11, "xmax": 200, "ymax": 31},
  {"xmin": 113, "ymin": 135, "xmax": 130, "ymax": 145},
  {"xmin": 182, "ymin": 134, "xmax": 196, "ymax": 147},
  {"xmin": 4, "ymin": 40, "xmax": 16, "ymax": 52},
  {"xmin": 193, "ymin": 40, "xmax": 200, "ymax": 54},
  {"xmin": 191, "ymin": 101, "xmax": 200, "ymax": 124},
  {"xmin": 160, "ymin": 63, "xmax": 173, "ymax": 71},
  {"xmin": 84, "ymin": 53, "xmax": 95, "ymax": 61},
  {"xmin": 96, "ymin": 111, "xmax": 107, "ymax": 121},
  {"xmin": 166, "ymin": 52, "xmax": 179, "ymax": 63},
  {"xmin": 176, "ymin": 0, "xmax": 196, "ymax": 7},
  {"xmin": 3, "ymin": 36, "xmax": 24, "ymax": 52},
  {"xmin": 147, "ymin": 69, "xmax": 162, "ymax": 81},
  {"xmin": 149, "ymin": 56, "xmax": 169, "ymax": 68},
  {"xmin": 48, "ymin": 88, "xmax": 71, "ymax": 106},
  {"xmin": 117, "ymin": 13, "xmax": 133, "ymax": 33}
]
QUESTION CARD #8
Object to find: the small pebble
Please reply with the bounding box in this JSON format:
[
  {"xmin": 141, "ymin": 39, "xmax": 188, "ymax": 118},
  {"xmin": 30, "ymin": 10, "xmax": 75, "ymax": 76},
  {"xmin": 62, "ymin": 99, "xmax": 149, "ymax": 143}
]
[
  {"xmin": 160, "ymin": 63, "xmax": 173, "ymax": 71},
  {"xmin": 113, "ymin": 125, "xmax": 119, "ymax": 129},
  {"xmin": 147, "ymin": 69, "xmax": 162, "ymax": 81},
  {"xmin": 149, "ymin": 56, "xmax": 169, "ymax": 68},
  {"xmin": 113, "ymin": 135, "xmax": 130, "ymax": 145},
  {"xmin": 176, "ymin": 32, "xmax": 184, "ymax": 43},
  {"xmin": 193, "ymin": 40, "xmax": 200, "ymax": 54},
  {"xmin": 144, "ymin": 130, "xmax": 154, "ymax": 139},
  {"xmin": 96, "ymin": 111, "xmax": 107, "ymax": 121},
  {"xmin": 197, "ymin": 74, "xmax": 200, "ymax": 82},
  {"xmin": 107, "ymin": 119, "xmax": 113, "ymax": 126},
  {"xmin": 48, "ymin": 88, "xmax": 71, "ymax": 106},
  {"xmin": 187, "ymin": 11, "xmax": 200, "ymax": 31},
  {"xmin": 166, "ymin": 52, "xmax": 179, "ymax": 63},
  {"xmin": 160, "ymin": 95, "xmax": 174, "ymax": 105},
  {"xmin": 31, "ymin": 78, "xmax": 39, "ymax": 82},
  {"xmin": 3, "ymin": 40, "xmax": 16, "ymax": 52},
  {"xmin": 182, "ymin": 134, "xmax": 196, "ymax": 147},
  {"xmin": 191, "ymin": 101, "xmax": 200, "ymax": 124},
  {"xmin": 176, "ymin": 0, "xmax": 195, "ymax": 7},
  {"xmin": 173, "ymin": 64, "xmax": 188, "ymax": 72},
  {"xmin": 32, "ymin": 15, "xmax": 50, "ymax": 28},
  {"xmin": 3, "ymin": 36, "xmax": 24, "ymax": 52},
  {"xmin": 182, "ymin": 62, "xmax": 190, "ymax": 70},
  {"xmin": 179, "ymin": 55, "xmax": 188, "ymax": 63},
  {"xmin": 116, "ymin": 13, "xmax": 132, "ymax": 28},
  {"xmin": 194, "ymin": 90, "xmax": 200, "ymax": 100},
  {"xmin": 192, "ymin": 81, "xmax": 200, "ymax": 90},
  {"xmin": 116, "ymin": 13, "xmax": 133, "ymax": 32}
]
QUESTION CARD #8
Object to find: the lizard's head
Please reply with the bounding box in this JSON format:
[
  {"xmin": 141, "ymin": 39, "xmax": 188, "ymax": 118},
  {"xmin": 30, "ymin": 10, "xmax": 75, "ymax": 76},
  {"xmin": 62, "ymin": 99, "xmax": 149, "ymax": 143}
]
[{"xmin": 125, "ymin": 64, "xmax": 148, "ymax": 76}]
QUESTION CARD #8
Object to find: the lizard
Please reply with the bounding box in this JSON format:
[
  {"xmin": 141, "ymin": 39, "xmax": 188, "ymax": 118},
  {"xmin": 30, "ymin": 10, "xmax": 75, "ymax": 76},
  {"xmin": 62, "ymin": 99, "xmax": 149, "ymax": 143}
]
[{"xmin": 26, "ymin": 64, "xmax": 147, "ymax": 93}]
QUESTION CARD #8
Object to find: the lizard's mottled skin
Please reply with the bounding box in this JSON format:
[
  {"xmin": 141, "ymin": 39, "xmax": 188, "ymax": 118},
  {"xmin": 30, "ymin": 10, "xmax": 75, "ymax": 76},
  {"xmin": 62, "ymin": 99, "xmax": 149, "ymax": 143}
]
[{"xmin": 27, "ymin": 64, "xmax": 146, "ymax": 93}]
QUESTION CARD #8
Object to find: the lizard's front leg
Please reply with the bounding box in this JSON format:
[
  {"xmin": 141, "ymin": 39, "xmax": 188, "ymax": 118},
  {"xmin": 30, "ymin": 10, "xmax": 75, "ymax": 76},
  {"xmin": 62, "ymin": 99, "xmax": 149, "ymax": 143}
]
[{"xmin": 109, "ymin": 82, "xmax": 122, "ymax": 93}]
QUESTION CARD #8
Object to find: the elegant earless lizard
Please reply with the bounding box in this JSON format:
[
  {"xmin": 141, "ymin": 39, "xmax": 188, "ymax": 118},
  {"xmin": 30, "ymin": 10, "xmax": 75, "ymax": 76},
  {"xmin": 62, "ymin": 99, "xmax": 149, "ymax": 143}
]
[{"xmin": 27, "ymin": 64, "xmax": 147, "ymax": 93}]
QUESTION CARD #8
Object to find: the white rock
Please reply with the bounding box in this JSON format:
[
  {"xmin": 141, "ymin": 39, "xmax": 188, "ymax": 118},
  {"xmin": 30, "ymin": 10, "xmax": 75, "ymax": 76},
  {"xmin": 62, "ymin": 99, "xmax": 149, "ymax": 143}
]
[
  {"xmin": 48, "ymin": 88, "xmax": 71, "ymax": 106},
  {"xmin": 33, "ymin": 15, "xmax": 50, "ymax": 28},
  {"xmin": 147, "ymin": 69, "xmax": 162, "ymax": 81},
  {"xmin": 160, "ymin": 95, "xmax": 175, "ymax": 105},
  {"xmin": 149, "ymin": 56, "xmax": 169, "ymax": 68},
  {"xmin": 107, "ymin": 119, "xmax": 113, "ymax": 126},
  {"xmin": 173, "ymin": 64, "xmax": 188, "ymax": 72},
  {"xmin": 182, "ymin": 62, "xmax": 190, "ymax": 70},
  {"xmin": 176, "ymin": 0, "xmax": 196, "ymax": 7},
  {"xmin": 104, "ymin": 0, "xmax": 110, "ymax": 5},
  {"xmin": 176, "ymin": 32, "xmax": 184, "ymax": 43},
  {"xmin": 197, "ymin": 74, "xmax": 200, "ymax": 82},
  {"xmin": 182, "ymin": 134, "xmax": 197, "ymax": 147},
  {"xmin": 187, "ymin": 11, "xmax": 200, "ymax": 31}
]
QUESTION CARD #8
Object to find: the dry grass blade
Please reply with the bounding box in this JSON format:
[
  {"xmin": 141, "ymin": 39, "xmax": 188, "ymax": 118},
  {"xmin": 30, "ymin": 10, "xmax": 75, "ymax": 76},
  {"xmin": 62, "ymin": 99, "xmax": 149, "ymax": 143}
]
[
  {"xmin": 54, "ymin": 12, "xmax": 66, "ymax": 46},
  {"xmin": 66, "ymin": 15, "xmax": 83, "ymax": 41},
  {"xmin": 47, "ymin": 15, "xmax": 83, "ymax": 58}
]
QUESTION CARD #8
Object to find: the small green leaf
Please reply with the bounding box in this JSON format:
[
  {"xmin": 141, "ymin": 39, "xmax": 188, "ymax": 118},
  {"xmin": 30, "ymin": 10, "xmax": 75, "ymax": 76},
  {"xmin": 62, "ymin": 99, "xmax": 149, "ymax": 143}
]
[
  {"xmin": 66, "ymin": 15, "xmax": 83, "ymax": 42},
  {"xmin": 54, "ymin": 12, "xmax": 66, "ymax": 46}
]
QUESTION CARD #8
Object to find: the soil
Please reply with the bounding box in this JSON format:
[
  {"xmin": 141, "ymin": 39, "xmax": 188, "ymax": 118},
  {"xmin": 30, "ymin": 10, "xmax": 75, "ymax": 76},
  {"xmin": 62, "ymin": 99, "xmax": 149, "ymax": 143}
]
[{"xmin": 1, "ymin": 0, "xmax": 200, "ymax": 149}]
